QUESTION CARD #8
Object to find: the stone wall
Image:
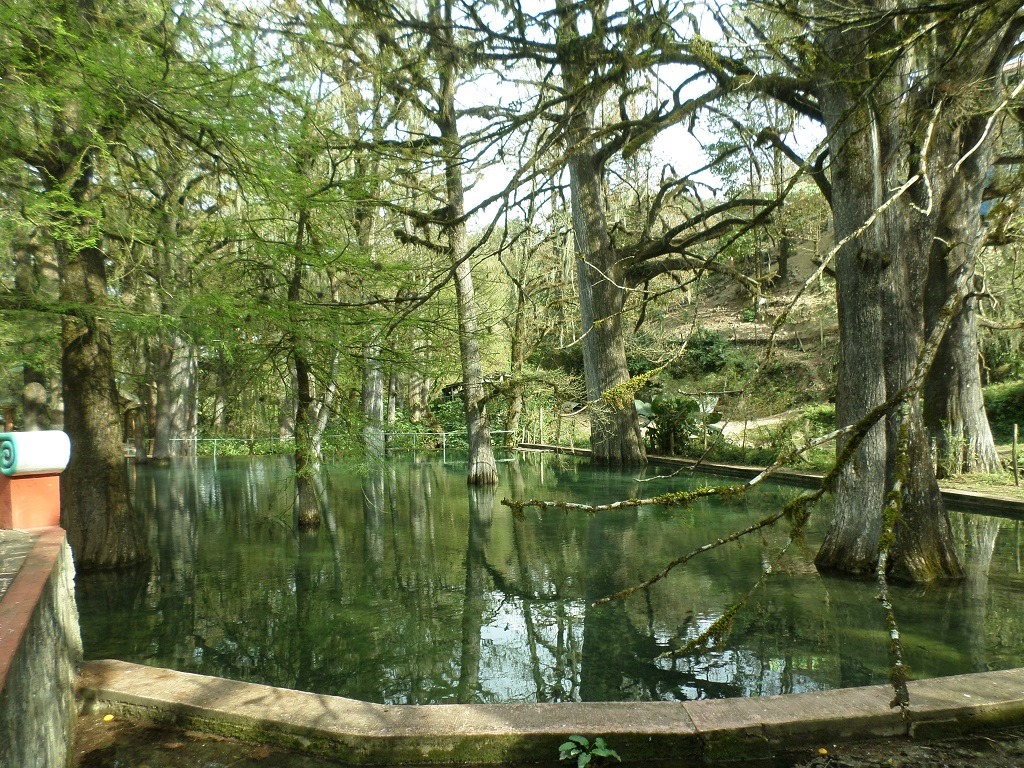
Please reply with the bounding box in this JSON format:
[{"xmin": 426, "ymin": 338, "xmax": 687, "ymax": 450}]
[{"xmin": 0, "ymin": 530, "xmax": 82, "ymax": 768}]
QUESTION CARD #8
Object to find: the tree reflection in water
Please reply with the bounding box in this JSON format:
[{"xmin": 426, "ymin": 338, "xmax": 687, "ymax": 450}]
[{"xmin": 77, "ymin": 454, "xmax": 1024, "ymax": 704}]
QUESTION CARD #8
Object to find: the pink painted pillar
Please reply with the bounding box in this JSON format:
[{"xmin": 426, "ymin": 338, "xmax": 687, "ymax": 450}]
[{"xmin": 0, "ymin": 431, "xmax": 71, "ymax": 530}]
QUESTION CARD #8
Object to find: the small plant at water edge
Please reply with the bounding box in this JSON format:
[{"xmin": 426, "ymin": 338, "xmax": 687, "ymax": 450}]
[{"xmin": 559, "ymin": 735, "xmax": 621, "ymax": 768}]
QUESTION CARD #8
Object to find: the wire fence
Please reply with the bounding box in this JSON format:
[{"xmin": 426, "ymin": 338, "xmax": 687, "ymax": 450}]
[{"xmin": 126, "ymin": 407, "xmax": 591, "ymax": 460}]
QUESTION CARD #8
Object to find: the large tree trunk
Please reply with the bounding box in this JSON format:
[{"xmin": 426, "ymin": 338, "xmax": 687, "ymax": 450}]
[
  {"xmin": 813, "ymin": 15, "xmax": 963, "ymax": 582},
  {"xmin": 925, "ymin": 301, "xmax": 1000, "ymax": 476},
  {"xmin": 151, "ymin": 332, "xmax": 197, "ymax": 461},
  {"xmin": 814, "ymin": 1, "xmax": 1018, "ymax": 581},
  {"xmin": 57, "ymin": 164, "xmax": 146, "ymax": 568},
  {"xmin": 435, "ymin": 0, "xmax": 497, "ymax": 486},
  {"xmin": 923, "ymin": 117, "xmax": 1000, "ymax": 476},
  {"xmin": 555, "ymin": 0, "xmax": 645, "ymax": 467}
]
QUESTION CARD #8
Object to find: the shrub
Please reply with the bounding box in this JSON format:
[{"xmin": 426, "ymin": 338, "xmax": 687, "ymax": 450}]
[
  {"xmin": 802, "ymin": 403, "xmax": 836, "ymax": 433},
  {"xmin": 984, "ymin": 381, "xmax": 1024, "ymax": 440}
]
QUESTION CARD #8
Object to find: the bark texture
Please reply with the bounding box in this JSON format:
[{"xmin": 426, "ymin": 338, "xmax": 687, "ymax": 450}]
[
  {"xmin": 435, "ymin": 0, "xmax": 498, "ymax": 486},
  {"xmin": 814, "ymin": 0, "xmax": 1019, "ymax": 581},
  {"xmin": 151, "ymin": 333, "xmax": 197, "ymax": 461},
  {"xmin": 58, "ymin": 168, "xmax": 146, "ymax": 568},
  {"xmin": 362, "ymin": 343, "xmax": 386, "ymax": 462},
  {"xmin": 811, "ymin": 0, "xmax": 1019, "ymax": 577},
  {"xmin": 923, "ymin": 124, "xmax": 1000, "ymax": 476},
  {"xmin": 554, "ymin": 0, "xmax": 645, "ymax": 467}
]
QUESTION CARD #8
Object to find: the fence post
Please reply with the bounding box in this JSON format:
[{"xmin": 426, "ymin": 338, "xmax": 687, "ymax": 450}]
[{"xmin": 1014, "ymin": 424, "xmax": 1019, "ymax": 487}]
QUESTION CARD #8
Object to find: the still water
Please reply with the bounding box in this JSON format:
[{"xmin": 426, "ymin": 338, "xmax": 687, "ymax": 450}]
[{"xmin": 77, "ymin": 453, "xmax": 1024, "ymax": 705}]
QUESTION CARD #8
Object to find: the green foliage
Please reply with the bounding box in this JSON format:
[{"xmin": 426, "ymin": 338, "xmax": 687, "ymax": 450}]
[
  {"xmin": 528, "ymin": 341, "xmax": 584, "ymax": 376},
  {"xmin": 673, "ymin": 328, "xmax": 731, "ymax": 376},
  {"xmin": 643, "ymin": 391, "xmax": 722, "ymax": 455},
  {"xmin": 984, "ymin": 381, "xmax": 1024, "ymax": 440},
  {"xmin": 195, "ymin": 437, "xmax": 292, "ymax": 457},
  {"xmin": 429, "ymin": 398, "xmax": 469, "ymax": 445},
  {"xmin": 666, "ymin": 329, "xmax": 756, "ymax": 388},
  {"xmin": 802, "ymin": 403, "xmax": 836, "ymax": 433},
  {"xmin": 558, "ymin": 736, "xmax": 620, "ymax": 768}
]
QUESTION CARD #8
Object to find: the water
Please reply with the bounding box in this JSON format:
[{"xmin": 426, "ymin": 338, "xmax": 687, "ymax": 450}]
[{"xmin": 77, "ymin": 453, "xmax": 1024, "ymax": 705}]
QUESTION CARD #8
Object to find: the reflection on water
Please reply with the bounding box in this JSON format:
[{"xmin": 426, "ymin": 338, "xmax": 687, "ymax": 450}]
[{"xmin": 76, "ymin": 454, "xmax": 1024, "ymax": 704}]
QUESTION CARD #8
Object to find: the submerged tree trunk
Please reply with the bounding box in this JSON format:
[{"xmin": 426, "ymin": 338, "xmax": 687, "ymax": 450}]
[
  {"xmin": 57, "ymin": 162, "xmax": 146, "ymax": 569},
  {"xmin": 814, "ymin": 2, "xmax": 1016, "ymax": 582},
  {"xmin": 814, "ymin": 22, "xmax": 954, "ymax": 583},
  {"xmin": 435, "ymin": 0, "xmax": 497, "ymax": 486},
  {"xmin": 151, "ymin": 333, "xmax": 197, "ymax": 461},
  {"xmin": 554, "ymin": 0, "xmax": 645, "ymax": 467},
  {"xmin": 290, "ymin": 208, "xmax": 321, "ymax": 529},
  {"xmin": 362, "ymin": 343, "xmax": 386, "ymax": 462},
  {"xmin": 293, "ymin": 349, "xmax": 323, "ymax": 529}
]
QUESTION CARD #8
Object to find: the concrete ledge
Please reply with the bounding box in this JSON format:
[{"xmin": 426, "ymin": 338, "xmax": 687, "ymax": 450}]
[{"xmin": 78, "ymin": 660, "xmax": 1024, "ymax": 765}]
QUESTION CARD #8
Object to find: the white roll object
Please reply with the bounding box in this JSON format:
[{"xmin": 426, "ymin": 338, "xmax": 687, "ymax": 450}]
[{"xmin": 0, "ymin": 431, "xmax": 71, "ymax": 477}]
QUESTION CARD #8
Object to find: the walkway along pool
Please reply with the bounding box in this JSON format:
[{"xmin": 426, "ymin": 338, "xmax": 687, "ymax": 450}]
[{"xmin": 76, "ymin": 453, "xmax": 1024, "ymax": 708}]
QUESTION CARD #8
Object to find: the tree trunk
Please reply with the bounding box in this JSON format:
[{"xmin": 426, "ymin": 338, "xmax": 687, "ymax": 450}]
[
  {"xmin": 408, "ymin": 337, "xmax": 431, "ymax": 424},
  {"xmin": 151, "ymin": 332, "xmax": 197, "ymax": 461},
  {"xmin": 13, "ymin": 231, "xmax": 57, "ymax": 430},
  {"xmin": 555, "ymin": 0, "xmax": 645, "ymax": 467},
  {"xmin": 294, "ymin": 349, "xmax": 323, "ymax": 529},
  {"xmin": 57, "ymin": 165, "xmax": 146, "ymax": 568},
  {"xmin": 289, "ymin": 212, "xmax": 324, "ymax": 529},
  {"xmin": 362, "ymin": 342, "xmax": 386, "ymax": 462},
  {"xmin": 923, "ymin": 116, "xmax": 1000, "ymax": 476},
  {"xmin": 813, "ymin": 20, "xmax": 963, "ymax": 582},
  {"xmin": 435, "ymin": 0, "xmax": 497, "ymax": 486},
  {"xmin": 503, "ymin": 275, "xmax": 527, "ymax": 448},
  {"xmin": 925, "ymin": 302, "xmax": 1000, "ymax": 476}
]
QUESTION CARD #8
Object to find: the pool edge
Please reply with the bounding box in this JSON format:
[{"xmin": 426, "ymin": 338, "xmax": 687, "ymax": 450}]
[{"xmin": 77, "ymin": 660, "xmax": 1024, "ymax": 765}]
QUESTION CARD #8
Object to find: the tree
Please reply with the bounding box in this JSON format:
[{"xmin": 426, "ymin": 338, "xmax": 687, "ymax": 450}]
[
  {"xmin": 0, "ymin": 0, "xmax": 151, "ymax": 567},
  {"xmin": 811, "ymin": 0, "xmax": 1021, "ymax": 580},
  {"xmin": 551, "ymin": 0, "xmax": 647, "ymax": 466},
  {"xmin": 327, "ymin": 0, "xmax": 500, "ymax": 484},
  {"xmin": 460, "ymin": 0, "xmax": 776, "ymax": 465}
]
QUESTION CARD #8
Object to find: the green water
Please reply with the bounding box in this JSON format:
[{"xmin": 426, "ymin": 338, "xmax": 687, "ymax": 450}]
[{"xmin": 77, "ymin": 453, "xmax": 1024, "ymax": 704}]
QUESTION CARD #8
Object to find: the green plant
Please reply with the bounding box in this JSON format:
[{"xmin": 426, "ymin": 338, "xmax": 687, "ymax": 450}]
[
  {"xmin": 643, "ymin": 391, "xmax": 722, "ymax": 455},
  {"xmin": 984, "ymin": 380, "xmax": 1024, "ymax": 440},
  {"xmin": 558, "ymin": 736, "xmax": 620, "ymax": 768},
  {"xmin": 801, "ymin": 403, "xmax": 836, "ymax": 433}
]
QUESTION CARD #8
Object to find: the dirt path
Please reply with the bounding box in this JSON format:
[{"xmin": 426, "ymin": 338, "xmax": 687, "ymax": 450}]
[
  {"xmin": 786, "ymin": 727, "xmax": 1024, "ymax": 767},
  {"xmin": 720, "ymin": 408, "xmax": 804, "ymax": 441}
]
